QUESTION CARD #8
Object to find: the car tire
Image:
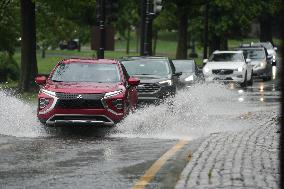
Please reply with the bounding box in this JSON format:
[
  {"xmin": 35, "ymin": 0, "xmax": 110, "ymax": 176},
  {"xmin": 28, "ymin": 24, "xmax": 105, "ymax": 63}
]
[
  {"xmin": 263, "ymin": 76, "xmax": 271, "ymax": 81},
  {"xmin": 247, "ymin": 71, "xmax": 253, "ymax": 86},
  {"xmin": 240, "ymin": 72, "xmax": 247, "ymax": 88}
]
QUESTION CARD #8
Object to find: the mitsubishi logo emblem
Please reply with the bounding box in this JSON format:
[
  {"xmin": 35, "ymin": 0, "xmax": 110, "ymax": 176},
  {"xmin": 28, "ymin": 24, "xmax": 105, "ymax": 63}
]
[{"xmin": 77, "ymin": 95, "xmax": 83, "ymax": 99}]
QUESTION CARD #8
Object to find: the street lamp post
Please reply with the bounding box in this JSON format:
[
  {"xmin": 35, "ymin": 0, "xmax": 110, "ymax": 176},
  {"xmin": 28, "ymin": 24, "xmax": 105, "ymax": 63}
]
[{"xmin": 97, "ymin": 0, "xmax": 105, "ymax": 59}]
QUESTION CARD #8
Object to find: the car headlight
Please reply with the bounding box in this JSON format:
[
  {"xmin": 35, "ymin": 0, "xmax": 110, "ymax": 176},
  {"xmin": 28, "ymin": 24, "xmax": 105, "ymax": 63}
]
[
  {"xmin": 159, "ymin": 80, "xmax": 172, "ymax": 86},
  {"xmin": 237, "ymin": 67, "xmax": 244, "ymax": 72},
  {"xmin": 41, "ymin": 89, "xmax": 56, "ymax": 97},
  {"xmin": 39, "ymin": 98, "xmax": 50, "ymax": 109},
  {"xmin": 203, "ymin": 67, "xmax": 210, "ymax": 74},
  {"xmin": 104, "ymin": 89, "xmax": 123, "ymax": 99},
  {"xmin": 184, "ymin": 75, "xmax": 194, "ymax": 82},
  {"xmin": 260, "ymin": 61, "xmax": 265, "ymax": 68}
]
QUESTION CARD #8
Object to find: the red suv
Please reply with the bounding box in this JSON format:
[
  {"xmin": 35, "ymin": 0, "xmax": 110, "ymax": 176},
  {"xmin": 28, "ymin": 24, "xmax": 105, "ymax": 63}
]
[{"xmin": 35, "ymin": 58, "xmax": 140, "ymax": 126}]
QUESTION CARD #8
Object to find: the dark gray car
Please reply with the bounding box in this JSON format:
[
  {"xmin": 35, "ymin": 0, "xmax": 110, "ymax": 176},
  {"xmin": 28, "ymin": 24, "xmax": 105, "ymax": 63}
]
[
  {"xmin": 238, "ymin": 46, "xmax": 272, "ymax": 81},
  {"xmin": 172, "ymin": 59, "xmax": 201, "ymax": 88},
  {"xmin": 120, "ymin": 56, "xmax": 181, "ymax": 104}
]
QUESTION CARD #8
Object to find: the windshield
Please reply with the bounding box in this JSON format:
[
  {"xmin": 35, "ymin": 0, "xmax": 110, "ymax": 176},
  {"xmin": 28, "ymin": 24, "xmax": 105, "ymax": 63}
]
[
  {"xmin": 209, "ymin": 53, "xmax": 244, "ymax": 62},
  {"xmin": 257, "ymin": 42, "xmax": 273, "ymax": 50},
  {"xmin": 242, "ymin": 49, "xmax": 266, "ymax": 59},
  {"xmin": 51, "ymin": 63, "xmax": 120, "ymax": 83},
  {"xmin": 121, "ymin": 59, "xmax": 170, "ymax": 76},
  {"xmin": 172, "ymin": 60, "xmax": 194, "ymax": 73}
]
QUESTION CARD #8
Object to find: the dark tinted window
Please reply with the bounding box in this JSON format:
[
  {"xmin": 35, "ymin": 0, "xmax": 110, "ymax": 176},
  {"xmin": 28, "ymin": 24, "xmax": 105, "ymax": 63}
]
[
  {"xmin": 172, "ymin": 60, "xmax": 195, "ymax": 73},
  {"xmin": 121, "ymin": 59, "xmax": 170, "ymax": 76},
  {"xmin": 242, "ymin": 49, "xmax": 266, "ymax": 59},
  {"xmin": 209, "ymin": 53, "xmax": 244, "ymax": 62},
  {"xmin": 51, "ymin": 63, "xmax": 120, "ymax": 83}
]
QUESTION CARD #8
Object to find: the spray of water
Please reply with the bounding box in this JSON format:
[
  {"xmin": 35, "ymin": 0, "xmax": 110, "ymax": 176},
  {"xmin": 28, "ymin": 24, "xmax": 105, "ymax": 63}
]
[
  {"xmin": 113, "ymin": 83, "xmax": 265, "ymax": 140},
  {"xmin": 0, "ymin": 83, "xmax": 277, "ymax": 139},
  {"xmin": 0, "ymin": 88, "xmax": 46, "ymax": 137}
]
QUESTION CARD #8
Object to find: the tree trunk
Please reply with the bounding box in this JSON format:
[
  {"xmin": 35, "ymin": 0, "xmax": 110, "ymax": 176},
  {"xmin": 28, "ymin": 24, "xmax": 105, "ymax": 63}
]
[
  {"xmin": 126, "ymin": 26, "xmax": 130, "ymax": 54},
  {"xmin": 176, "ymin": 12, "xmax": 188, "ymax": 59},
  {"xmin": 260, "ymin": 13, "xmax": 273, "ymax": 43},
  {"xmin": 136, "ymin": 26, "xmax": 139, "ymax": 53},
  {"xmin": 203, "ymin": 1, "xmax": 209, "ymax": 59},
  {"xmin": 152, "ymin": 29, "xmax": 158, "ymax": 56},
  {"xmin": 209, "ymin": 34, "xmax": 221, "ymax": 54},
  {"xmin": 41, "ymin": 48, "xmax": 45, "ymax": 58},
  {"xmin": 220, "ymin": 36, "xmax": 228, "ymax": 50},
  {"xmin": 19, "ymin": 0, "xmax": 38, "ymax": 92}
]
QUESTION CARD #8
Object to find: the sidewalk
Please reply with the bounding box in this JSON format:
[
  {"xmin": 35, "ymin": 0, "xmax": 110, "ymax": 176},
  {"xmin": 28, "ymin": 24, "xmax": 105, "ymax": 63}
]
[{"xmin": 175, "ymin": 113, "xmax": 280, "ymax": 189}]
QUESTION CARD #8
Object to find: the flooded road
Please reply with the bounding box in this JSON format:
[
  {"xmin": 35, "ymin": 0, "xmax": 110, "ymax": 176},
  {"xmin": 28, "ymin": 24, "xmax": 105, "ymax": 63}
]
[{"xmin": 0, "ymin": 77, "xmax": 280, "ymax": 188}]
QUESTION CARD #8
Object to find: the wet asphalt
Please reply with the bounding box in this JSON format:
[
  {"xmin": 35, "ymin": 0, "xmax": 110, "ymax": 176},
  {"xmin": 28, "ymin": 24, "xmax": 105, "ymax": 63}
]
[{"xmin": 0, "ymin": 75, "xmax": 281, "ymax": 189}]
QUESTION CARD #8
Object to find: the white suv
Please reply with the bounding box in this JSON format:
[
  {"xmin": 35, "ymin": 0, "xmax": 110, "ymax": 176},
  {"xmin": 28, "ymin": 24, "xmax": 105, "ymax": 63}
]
[{"xmin": 203, "ymin": 51, "xmax": 253, "ymax": 87}]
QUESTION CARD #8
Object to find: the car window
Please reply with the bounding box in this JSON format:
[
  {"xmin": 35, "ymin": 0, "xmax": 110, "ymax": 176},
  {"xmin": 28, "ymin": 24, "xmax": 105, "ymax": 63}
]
[
  {"xmin": 121, "ymin": 59, "xmax": 170, "ymax": 76},
  {"xmin": 259, "ymin": 42, "xmax": 273, "ymax": 50},
  {"xmin": 172, "ymin": 60, "xmax": 195, "ymax": 73},
  {"xmin": 242, "ymin": 49, "xmax": 266, "ymax": 59},
  {"xmin": 209, "ymin": 53, "xmax": 244, "ymax": 62},
  {"xmin": 51, "ymin": 63, "xmax": 121, "ymax": 83}
]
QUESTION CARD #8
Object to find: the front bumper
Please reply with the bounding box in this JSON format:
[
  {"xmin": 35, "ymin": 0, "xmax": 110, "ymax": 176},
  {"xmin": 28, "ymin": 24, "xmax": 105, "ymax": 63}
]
[
  {"xmin": 204, "ymin": 72, "xmax": 245, "ymax": 83},
  {"xmin": 37, "ymin": 92, "xmax": 126, "ymax": 126},
  {"xmin": 137, "ymin": 85, "xmax": 176, "ymax": 104}
]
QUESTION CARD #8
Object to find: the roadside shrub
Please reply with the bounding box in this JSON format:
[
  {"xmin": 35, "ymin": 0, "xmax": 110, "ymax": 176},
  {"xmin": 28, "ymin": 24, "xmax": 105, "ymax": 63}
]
[{"xmin": 0, "ymin": 52, "xmax": 19, "ymax": 82}]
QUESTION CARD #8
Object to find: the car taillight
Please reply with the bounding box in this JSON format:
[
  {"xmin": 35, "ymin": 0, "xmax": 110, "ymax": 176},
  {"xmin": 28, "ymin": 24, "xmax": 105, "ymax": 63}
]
[
  {"xmin": 112, "ymin": 99, "xmax": 124, "ymax": 110},
  {"xmin": 39, "ymin": 98, "xmax": 50, "ymax": 109}
]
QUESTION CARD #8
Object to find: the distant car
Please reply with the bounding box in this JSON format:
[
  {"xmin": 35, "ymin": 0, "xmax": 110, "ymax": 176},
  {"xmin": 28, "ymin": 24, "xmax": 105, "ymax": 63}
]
[
  {"xmin": 238, "ymin": 45, "xmax": 272, "ymax": 81},
  {"xmin": 59, "ymin": 39, "xmax": 79, "ymax": 50},
  {"xmin": 203, "ymin": 50, "xmax": 253, "ymax": 87},
  {"xmin": 120, "ymin": 56, "xmax": 181, "ymax": 104},
  {"xmin": 172, "ymin": 59, "xmax": 201, "ymax": 88},
  {"xmin": 35, "ymin": 58, "xmax": 140, "ymax": 126},
  {"xmin": 254, "ymin": 42, "xmax": 277, "ymax": 62}
]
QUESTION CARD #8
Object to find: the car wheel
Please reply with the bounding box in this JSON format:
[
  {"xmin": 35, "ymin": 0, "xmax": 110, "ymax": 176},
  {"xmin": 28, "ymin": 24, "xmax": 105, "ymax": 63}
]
[
  {"xmin": 240, "ymin": 72, "xmax": 247, "ymax": 88},
  {"xmin": 262, "ymin": 76, "xmax": 271, "ymax": 81},
  {"xmin": 247, "ymin": 71, "xmax": 253, "ymax": 86}
]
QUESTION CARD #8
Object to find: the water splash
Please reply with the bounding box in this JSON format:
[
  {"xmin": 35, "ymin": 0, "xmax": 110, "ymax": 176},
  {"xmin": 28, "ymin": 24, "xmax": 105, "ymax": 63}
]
[
  {"xmin": 113, "ymin": 83, "xmax": 265, "ymax": 140},
  {"xmin": 0, "ymin": 88, "xmax": 46, "ymax": 137}
]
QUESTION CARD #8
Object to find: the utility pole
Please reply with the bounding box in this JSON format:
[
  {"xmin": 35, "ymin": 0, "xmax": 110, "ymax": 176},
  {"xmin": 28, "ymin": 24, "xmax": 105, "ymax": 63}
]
[
  {"xmin": 140, "ymin": 0, "xmax": 147, "ymax": 56},
  {"xmin": 140, "ymin": 0, "xmax": 163, "ymax": 56},
  {"xmin": 203, "ymin": 0, "xmax": 209, "ymax": 59},
  {"xmin": 97, "ymin": 0, "xmax": 105, "ymax": 59}
]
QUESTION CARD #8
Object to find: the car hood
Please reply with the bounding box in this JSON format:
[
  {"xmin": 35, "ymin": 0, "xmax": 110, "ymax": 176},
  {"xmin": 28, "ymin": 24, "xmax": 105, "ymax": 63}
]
[
  {"xmin": 205, "ymin": 61, "xmax": 245, "ymax": 70},
  {"xmin": 132, "ymin": 75, "xmax": 170, "ymax": 83},
  {"xmin": 44, "ymin": 81, "xmax": 123, "ymax": 94}
]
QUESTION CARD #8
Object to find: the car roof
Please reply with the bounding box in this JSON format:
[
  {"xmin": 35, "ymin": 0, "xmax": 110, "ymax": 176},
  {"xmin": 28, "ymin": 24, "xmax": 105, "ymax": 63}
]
[
  {"xmin": 120, "ymin": 56, "xmax": 169, "ymax": 61},
  {"xmin": 213, "ymin": 50, "xmax": 242, "ymax": 54},
  {"xmin": 61, "ymin": 58, "xmax": 118, "ymax": 64}
]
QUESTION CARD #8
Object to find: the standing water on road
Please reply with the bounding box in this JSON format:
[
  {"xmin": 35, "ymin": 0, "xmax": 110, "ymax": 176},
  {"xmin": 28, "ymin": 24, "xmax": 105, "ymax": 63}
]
[
  {"xmin": 114, "ymin": 82, "xmax": 279, "ymax": 140},
  {"xmin": 0, "ymin": 82, "xmax": 279, "ymax": 139}
]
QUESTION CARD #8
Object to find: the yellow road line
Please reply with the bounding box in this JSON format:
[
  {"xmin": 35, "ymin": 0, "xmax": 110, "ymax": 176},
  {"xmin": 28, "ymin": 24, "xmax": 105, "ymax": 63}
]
[{"xmin": 132, "ymin": 139, "xmax": 189, "ymax": 189}]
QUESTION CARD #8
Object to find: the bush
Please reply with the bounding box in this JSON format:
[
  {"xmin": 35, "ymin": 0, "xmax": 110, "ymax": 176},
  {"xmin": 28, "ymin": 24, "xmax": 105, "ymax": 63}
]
[{"xmin": 0, "ymin": 52, "xmax": 19, "ymax": 82}]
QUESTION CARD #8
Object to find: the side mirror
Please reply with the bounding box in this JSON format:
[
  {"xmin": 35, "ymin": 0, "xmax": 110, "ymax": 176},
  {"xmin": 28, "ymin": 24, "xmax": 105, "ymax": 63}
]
[
  {"xmin": 246, "ymin": 58, "xmax": 251, "ymax": 63},
  {"xmin": 174, "ymin": 72, "xmax": 182, "ymax": 77},
  {"xmin": 274, "ymin": 47, "xmax": 277, "ymax": 51},
  {"xmin": 203, "ymin": 59, "xmax": 208, "ymax": 65},
  {"xmin": 128, "ymin": 77, "xmax": 140, "ymax": 86},
  {"xmin": 35, "ymin": 75, "xmax": 47, "ymax": 85}
]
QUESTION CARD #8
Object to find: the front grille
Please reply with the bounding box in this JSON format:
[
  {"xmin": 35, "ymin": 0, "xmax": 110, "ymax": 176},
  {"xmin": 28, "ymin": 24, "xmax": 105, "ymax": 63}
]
[
  {"xmin": 55, "ymin": 93, "xmax": 105, "ymax": 109},
  {"xmin": 212, "ymin": 69, "xmax": 233, "ymax": 75},
  {"xmin": 56, "ymin": 93, "xmax": 105, "ymax": 100},
  {"xmin": 50, "ymin": 115, "xmax": 111, "ymax": 122},
  {"xmin": 137, "ymin": 83, "xmax": 161, "ymax": 93},
  {"xmin": 56, "ymin": 99, "xmax": 104, "ymax": 109}
]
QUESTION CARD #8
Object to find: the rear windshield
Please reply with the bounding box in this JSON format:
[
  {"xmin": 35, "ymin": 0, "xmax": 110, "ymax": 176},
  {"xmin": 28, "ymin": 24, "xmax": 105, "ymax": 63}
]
[
  {"xmin": 121, "ymin": 59, "xmax": 170, "ymax": 76},
  {"xmin": 51, "ymin": 63, "xmax": 120, "ymax": 83},
  {"xmin": 209, "ymin": 53, "xmax": 244, "ymax": 62}
]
